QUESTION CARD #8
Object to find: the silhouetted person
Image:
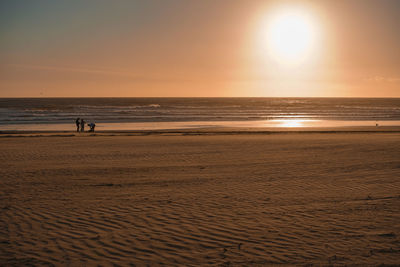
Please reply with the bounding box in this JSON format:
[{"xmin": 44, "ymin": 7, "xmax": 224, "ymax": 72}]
[
  {"xmin": 88, "ymin": 122, "xmax": 96, "ymax": 132},
  {"xmin": 80, "ymin": 119, "xmax": 85, "ymax": 132},
  {"xmin": 75, "ymin": 118, "xmax": 80, "ymax": 132}
]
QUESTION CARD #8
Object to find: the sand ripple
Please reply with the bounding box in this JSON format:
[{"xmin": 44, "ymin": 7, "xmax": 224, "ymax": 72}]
[{"xmin": 1, "ymin": 134, "xmax": 400, "ymax": 265}]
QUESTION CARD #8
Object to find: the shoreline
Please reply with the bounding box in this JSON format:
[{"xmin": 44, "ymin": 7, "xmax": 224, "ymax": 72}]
[{"xmin": 1, "ymin": 119, "xmax": 400, "ymax": 132}]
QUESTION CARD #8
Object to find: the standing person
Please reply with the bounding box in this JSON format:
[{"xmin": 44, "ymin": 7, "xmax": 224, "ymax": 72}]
[
  {"xmin": 80, "ymin": 118, "xmax": 85, "ymax": 132},
  {"xmin": 75, "ymin": 118, "xmax": 80, "ymax": 132}
]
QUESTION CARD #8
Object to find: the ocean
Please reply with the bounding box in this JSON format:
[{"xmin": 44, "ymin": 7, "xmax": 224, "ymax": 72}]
[{"xmin": 1, "ymin": 98, "xmax": 400, "ymax": 131}]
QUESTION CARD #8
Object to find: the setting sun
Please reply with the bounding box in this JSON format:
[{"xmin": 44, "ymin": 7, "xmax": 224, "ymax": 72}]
[{"xmin": 265, "ymin": 8, "xmax": 317, "ymax": 65}]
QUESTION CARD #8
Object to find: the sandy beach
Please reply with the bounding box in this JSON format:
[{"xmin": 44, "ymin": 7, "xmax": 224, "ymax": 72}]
[{"xmin": 1, "ymin": 131, "xmax": 399, "ymax": 266}]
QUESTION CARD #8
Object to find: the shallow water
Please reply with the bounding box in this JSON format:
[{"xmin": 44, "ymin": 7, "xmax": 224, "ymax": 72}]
[{"xmin": 1, "ymin": 119, "xmax": 399, "ymax": 131}]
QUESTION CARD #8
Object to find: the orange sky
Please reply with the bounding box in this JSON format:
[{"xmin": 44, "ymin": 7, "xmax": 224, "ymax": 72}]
[{"xmin": 1, "ymin": 0, "xmax": 399, "ymax": 97}]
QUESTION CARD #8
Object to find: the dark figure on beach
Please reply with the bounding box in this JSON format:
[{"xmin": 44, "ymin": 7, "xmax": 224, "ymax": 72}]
[
  {"xmin": 88, "ymin": 122, "xmax": 96, "ymax": 132},
  {"xmin": 80, "ymin": 119, "xmax": 85, "ymax": 132},
  {"xmin": 75, "ymin": 118, "xmax": 80, "ymax": 132}
]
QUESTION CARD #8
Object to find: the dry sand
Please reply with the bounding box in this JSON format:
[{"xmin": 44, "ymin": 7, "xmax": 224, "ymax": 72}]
[{"xmin": 1, "ymin": 132, "xmax": 399, "ymax": 266}]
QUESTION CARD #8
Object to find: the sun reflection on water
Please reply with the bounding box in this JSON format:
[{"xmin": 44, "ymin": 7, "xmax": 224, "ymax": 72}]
[{"xmin": 274, "ymin": 119, "xmax": 314, "ymax": 127}]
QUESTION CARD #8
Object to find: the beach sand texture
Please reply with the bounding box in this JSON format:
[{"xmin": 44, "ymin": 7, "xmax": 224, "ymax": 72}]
[{"xmin": 1, "ymin": 133, "xmax": 399, "ymax": 266}]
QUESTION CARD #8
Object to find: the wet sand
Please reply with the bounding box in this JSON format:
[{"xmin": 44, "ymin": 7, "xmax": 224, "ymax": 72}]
[
  {"xmin": 1, "ymin": 119, "xmax": 400, "ymax": 132},
  {"xmin": 1, "ymin": 132, "xmax": 399, "ymax": 265}
]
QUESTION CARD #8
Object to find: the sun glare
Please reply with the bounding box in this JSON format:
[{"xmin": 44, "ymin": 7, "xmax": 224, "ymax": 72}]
[
  {"xmin": 277, "ymin": 119, "xmax": 304, "ymax": 127},
  {"xmin": 264, "ymin": 8, "xmax": 317, "ymax": 65}
]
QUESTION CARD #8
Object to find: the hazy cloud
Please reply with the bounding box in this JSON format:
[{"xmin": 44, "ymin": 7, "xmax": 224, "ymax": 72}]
[
  {"xmin": 367, "ymin": 76, "xmax": 400, "ymax": 83},
  {"xmin": 8, "ymin": 64, "xmax": 142, "ymax": 78},
  {"xmin": 6, "ymin": 64, "xmax": 192, "ymax": 83}
]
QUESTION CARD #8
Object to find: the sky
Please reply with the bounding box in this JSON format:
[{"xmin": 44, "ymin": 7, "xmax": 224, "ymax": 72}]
[{"xmin": 1, "ymin": 0, "xmax": 399, "ymax": 97}]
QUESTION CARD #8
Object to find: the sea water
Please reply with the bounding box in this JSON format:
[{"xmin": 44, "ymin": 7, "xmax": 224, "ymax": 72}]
[{"xmin": 0, "ymin": 98, "xmax": 399, "ymax": 131}]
